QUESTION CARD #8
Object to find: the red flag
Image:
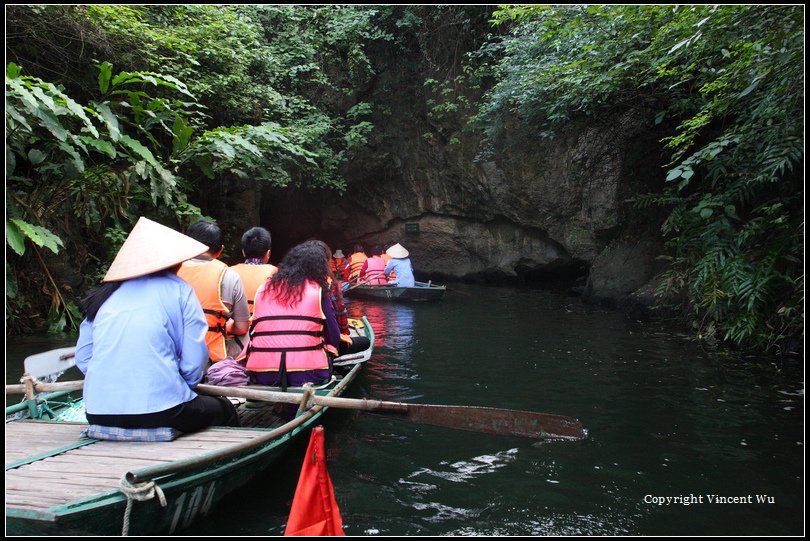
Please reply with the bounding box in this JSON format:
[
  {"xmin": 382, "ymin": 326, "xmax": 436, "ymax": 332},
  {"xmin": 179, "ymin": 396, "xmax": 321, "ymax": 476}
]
[{"xmin": 284, "ymin": 426, "xmax": 345, "ymax": 536}]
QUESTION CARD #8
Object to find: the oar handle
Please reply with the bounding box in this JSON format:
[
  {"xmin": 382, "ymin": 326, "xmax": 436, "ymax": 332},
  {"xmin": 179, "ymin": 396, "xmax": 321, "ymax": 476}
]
[
  {"xmin": 6, "ymin": 378, "xmax": 85, "ymax": 395},
  {"xmin": 345, "ymin": 271, "xmax": 386, "ymax": 292},
  {"xmin": 196, "ymin": 383, "xmax": 408, "ymax": 413}
]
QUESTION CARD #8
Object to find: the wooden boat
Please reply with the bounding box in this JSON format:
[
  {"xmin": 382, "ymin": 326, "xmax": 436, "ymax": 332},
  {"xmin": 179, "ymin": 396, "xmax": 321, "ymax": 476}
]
[
  {"xmin": 345, "ymin": 281, "xmax": 446, "ymax": 302},
  {"xmin": 5, "ymin": 317, "xmax": 374, "ymax": 536}
]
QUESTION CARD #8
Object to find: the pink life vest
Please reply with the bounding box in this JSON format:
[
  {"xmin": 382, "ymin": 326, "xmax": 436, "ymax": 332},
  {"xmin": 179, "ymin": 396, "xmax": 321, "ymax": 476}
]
[
  {"xmin": 245, "ymin": 280, "xmax": 329, "ymax": 374},
  {"xmin": 362, "ymin": 256, "xmax": 387, "ymax": 284}
]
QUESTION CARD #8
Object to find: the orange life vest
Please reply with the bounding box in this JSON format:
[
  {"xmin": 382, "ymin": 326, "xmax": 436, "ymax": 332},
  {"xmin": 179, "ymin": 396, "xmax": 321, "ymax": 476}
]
[
  {"xmin": 246, "ymin": 280, "xmax": 329, "ymax": 376},
  {"xmin": 177, "ymin": 259, "xmax": 229, "ymax": 362},
  {"xmin": 330, "ymin": 257, "xmax": 346, "ymax": 280},
  {"xmin": 347, "ymin": 252, "xmax": 367, "ymax": 280},
  {"xmin": 230, "ymin": 263, "xmax": 278, "ymax": 316},
  {"xmin": 362, "ymin": 256, "xmax": 387, "ymax": 284}
]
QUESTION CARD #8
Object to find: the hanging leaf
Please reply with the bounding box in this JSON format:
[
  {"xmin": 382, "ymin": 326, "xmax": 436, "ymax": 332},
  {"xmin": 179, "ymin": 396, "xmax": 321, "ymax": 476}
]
[
  {"xmin": 6, "ymin": 220, "xmax": 27, "ymax": 255},
  {"xmin": 9, "ymin": 218, "xmax": 64, "ymax": 254},
  {"xmin": 98, "ymin": 61, "xmax": 113, "ymax": 94},
  {"xmin": 172, "ymin": 115, "xmax": 194, "ymax": 154},
  {"xmin": 7, "ymin": 62, "xmax": 21, "ymax": 79},
  {"xmin": 666, "ymin": 168, "xmax": 683, "ymax": 181},
  {"xmin": 34, "ymin": 105, "xmax": 69, "ymax": 142},
  {"xmin": 94, "ymin": 103, "xmax": 121, "ymax": 142},
  {"xmin": 738, "ymin": 78, "xmax": 761, "ymax": 98},
  {"xmin": 58, "ymin": 141, "xmax": 85, "ymax": 175},
  {"xmin": 76, "ymin": 136, "xmax": 117, "ymax": 158},
  {"xmin": 119, "ymin": 134, "xmax": 161, "ymax": 168},
  {"xmin": 27, "ymin": 148, "xmax": 47, "ymax": 165}
]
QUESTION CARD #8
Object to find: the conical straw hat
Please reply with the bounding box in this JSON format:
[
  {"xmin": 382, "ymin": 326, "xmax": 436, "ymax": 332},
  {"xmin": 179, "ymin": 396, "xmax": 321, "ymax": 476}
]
[
  {"xmin": 385, "ymin": 243, "xmax": 409, "ymax": 258},
  {"xmin": 103, "ymin": 217, "xmax": 208, "ymax": 282},
  {"xmin": 333, "ymin": 250, "xmax": 345, "ymax": 258}
]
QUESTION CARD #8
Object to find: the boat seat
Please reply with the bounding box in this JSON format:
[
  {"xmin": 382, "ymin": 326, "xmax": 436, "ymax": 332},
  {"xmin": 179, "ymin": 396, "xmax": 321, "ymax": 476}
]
[{"xmin": 81, "ymin": 425, "xmax": 181, "ymax": 442}]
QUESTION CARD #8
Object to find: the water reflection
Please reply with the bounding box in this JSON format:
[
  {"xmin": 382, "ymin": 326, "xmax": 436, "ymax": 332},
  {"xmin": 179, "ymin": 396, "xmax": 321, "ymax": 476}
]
[{"xmin": 347, "ymin": 299, "xmax": 418, "ymax": 402}]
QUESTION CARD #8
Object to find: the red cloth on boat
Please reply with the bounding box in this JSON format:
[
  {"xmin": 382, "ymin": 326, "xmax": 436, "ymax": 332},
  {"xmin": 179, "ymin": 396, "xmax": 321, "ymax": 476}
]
[{"xmin": 284, "ymin": 426, "xmax": 345, "ymax": 536}]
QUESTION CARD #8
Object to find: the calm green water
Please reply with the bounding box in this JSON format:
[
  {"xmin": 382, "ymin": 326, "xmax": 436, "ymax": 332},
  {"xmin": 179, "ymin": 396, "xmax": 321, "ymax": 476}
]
[{"xmin": 6, "ymin": 284, "xmax": 804, "ymax": 535}]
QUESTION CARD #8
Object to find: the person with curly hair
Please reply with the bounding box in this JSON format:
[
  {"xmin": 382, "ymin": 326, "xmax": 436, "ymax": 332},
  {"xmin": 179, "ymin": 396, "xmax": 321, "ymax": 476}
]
[{"xmin": 241, "ymin": 240, "xmax": 340, "ymax": 390}]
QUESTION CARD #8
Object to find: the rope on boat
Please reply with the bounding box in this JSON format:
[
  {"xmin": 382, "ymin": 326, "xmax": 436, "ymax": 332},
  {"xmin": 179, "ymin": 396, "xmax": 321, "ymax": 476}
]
[
  {"xmin": 298, "ymin": 384, "xmax": 315, "ymax": 413},
  {"xmin": 119, "ymin": 476, "xmax": 167, "ymax": 536}
]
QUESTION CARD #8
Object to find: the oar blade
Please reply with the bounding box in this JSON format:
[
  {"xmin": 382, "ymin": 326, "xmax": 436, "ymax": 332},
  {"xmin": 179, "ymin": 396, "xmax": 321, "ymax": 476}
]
[
  {"xmin": 23, "ymin": 347, "xmax": 77, "ymax": 379},
  {"xmin": 405, "ymin": 404, "xmax": 585, "ymax": 441}
]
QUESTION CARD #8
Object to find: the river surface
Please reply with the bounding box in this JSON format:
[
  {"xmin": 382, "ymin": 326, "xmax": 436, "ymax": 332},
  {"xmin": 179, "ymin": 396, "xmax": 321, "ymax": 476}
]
[{"xmin": 5, "ymin": 284, "xmax": 804, "ymax": 535}]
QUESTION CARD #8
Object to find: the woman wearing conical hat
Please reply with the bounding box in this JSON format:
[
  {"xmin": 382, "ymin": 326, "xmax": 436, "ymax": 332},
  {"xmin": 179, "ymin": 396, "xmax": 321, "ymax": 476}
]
[
  {"xmin": 75, "ymin": 217, "xmax": 240, "ymax": 432},
  {"xmin": 383, "ymin": 243, "xmax": 415, "ymax": 287}
]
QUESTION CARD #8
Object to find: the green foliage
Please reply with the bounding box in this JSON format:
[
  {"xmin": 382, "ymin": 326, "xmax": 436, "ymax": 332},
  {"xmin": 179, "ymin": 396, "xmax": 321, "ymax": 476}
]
[
  {"xmin": 6, "ymin": 62, "xmax": 205, "ymax": 333},
  {"xmin": 480, "ymin": 5, "xmax": 804, "ymax": 352},
  {"xmin": 5, "ymin": 5, "xmax": 397, "ymax": 334},
  {"xmin": 181, "ymin": 123, "xmax": 317, "ymax": 186},
  {"xmin": 6, "ymin": 219, "xmax": 64, "ymax": 256}
]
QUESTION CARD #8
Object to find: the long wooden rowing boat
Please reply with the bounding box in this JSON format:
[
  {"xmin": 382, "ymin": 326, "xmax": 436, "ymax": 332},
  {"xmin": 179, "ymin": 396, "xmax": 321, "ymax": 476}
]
[
  {"xmin": 345, "ymin": 281, "xmax": 446, "ymax": 302},
  {"xmin": 5, "ymin": 317, "xmax": 374, "ymax": 536}
]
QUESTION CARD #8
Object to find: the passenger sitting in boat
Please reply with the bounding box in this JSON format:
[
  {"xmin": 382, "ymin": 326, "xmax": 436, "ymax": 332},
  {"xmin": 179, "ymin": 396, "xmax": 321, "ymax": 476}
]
[
  {"xmin": 316, "ymin": 240, "xmax": 372, "ymax": 356},
  {"xmin": 241, "ymin": 240, "xmax": 340, "ymax": 390},
  {"xmin": 230, "ymin": 226, "xmax": 279, "ymax": 353},
  {"xmin": 383, "ymin": 243, "xmax": 415, "ymax": 287},
  {"xmin": 360, "ymin": 245, "xmax": 388, "ymax": 285},
  {"xmin": 346, "ymin": 243, "xmax": 367, "ymax": 282},
  {"xmin": 330, "ymin": 249, "xmax": 346, "ymax": 281},
  {"xmin": 178, "ymin": 220, "xmax": 251, "ymax": 362},
  {"xmin": 75, "ymin": 217, "xmax": 240, "ymax": 432}
]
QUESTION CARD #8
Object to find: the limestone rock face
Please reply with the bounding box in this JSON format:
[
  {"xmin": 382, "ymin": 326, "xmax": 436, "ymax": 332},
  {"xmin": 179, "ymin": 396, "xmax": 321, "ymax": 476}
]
[{"xmin": 251, "ymin": 106, "xmax": 665, "ymax": 308}]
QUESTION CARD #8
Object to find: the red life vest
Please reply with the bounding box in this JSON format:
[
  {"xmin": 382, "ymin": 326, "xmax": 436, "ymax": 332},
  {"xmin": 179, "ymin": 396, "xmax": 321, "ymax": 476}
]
[
  {"xmin": 246, "ymin": 280, "xmax": 329, "ymax": 375},
  {"xmin": 177, "ymin": 259, "xmax": 229, "ymax": 362},
  {"xmin": 362, "ymin": 256, "xmax": 387, "ymax": 284},
  {"xmin": 230, "ymin": 263, "xmax": 278, "ymax": 317}
]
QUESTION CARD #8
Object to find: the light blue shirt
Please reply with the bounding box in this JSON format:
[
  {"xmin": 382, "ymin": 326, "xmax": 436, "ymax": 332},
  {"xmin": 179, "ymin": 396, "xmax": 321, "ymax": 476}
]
[
  {"xmin": 384, "ymin": 257, "xmax": 415, "ymax": 287},
  {"xmin": 75, "ymin": 272, "xmax": 209, "ymax": 415}
]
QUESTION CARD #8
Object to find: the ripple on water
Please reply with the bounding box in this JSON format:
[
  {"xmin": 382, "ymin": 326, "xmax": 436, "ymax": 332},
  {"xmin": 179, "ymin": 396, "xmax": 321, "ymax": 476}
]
[
  {"xmin": 402, "ymin": 448, "xmax": 519, "ymax": 484},
  {"xmin": 448, "ymin": 510, "xmax": 636, "ymax": 536}
]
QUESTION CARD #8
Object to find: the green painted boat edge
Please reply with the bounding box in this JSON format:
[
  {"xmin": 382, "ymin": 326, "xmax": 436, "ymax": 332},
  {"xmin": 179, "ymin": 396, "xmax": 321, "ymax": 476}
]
[
  {"xmin": 5, "ymin": 390, "xmax": 79, "ymax": 416},
  {"xmin": 362, "ymin": 316, "xmax": 375, "ymax": 349}
]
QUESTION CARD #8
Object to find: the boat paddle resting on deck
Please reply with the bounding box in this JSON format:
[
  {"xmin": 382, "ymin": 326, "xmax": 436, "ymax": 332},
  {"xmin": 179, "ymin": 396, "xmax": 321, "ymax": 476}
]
[
  {"xmin": 5, "ymin": 318, "xmax": 375, "ymax": 536},
  {"xmin": 345, "ymin": 281, "xmax": 446, "ymax": 302}
]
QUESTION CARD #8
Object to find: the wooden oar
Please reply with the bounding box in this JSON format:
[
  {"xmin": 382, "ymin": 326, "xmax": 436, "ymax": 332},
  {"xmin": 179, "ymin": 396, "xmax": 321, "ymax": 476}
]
[
  {"xmin": 5, "ymin": 377, "xmax": 585, "ymax": 440},
  {"xmin": 22, "ymin": 347, "xmax": 77, "ymax": 379},
  {"xmin": 196, "ymin": 383, "xmax": 585, "ymax": 441},
  {"xmin": 343, "ymin": 271, "xmax": 386, "ymax": 292},
  {"xmin": 6, "ymin": 379, "xmax": 84, "ymax": 395}
]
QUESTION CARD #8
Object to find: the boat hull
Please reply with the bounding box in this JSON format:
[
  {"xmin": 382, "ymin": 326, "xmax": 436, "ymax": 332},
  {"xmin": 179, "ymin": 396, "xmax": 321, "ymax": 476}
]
[
  {"xmin": 7, "ymin": 429, "xmax": 296, "ymax": 535},
  {"xmin": 346, "ymin": 283, "xmax": 445, "ymax": 302}
]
